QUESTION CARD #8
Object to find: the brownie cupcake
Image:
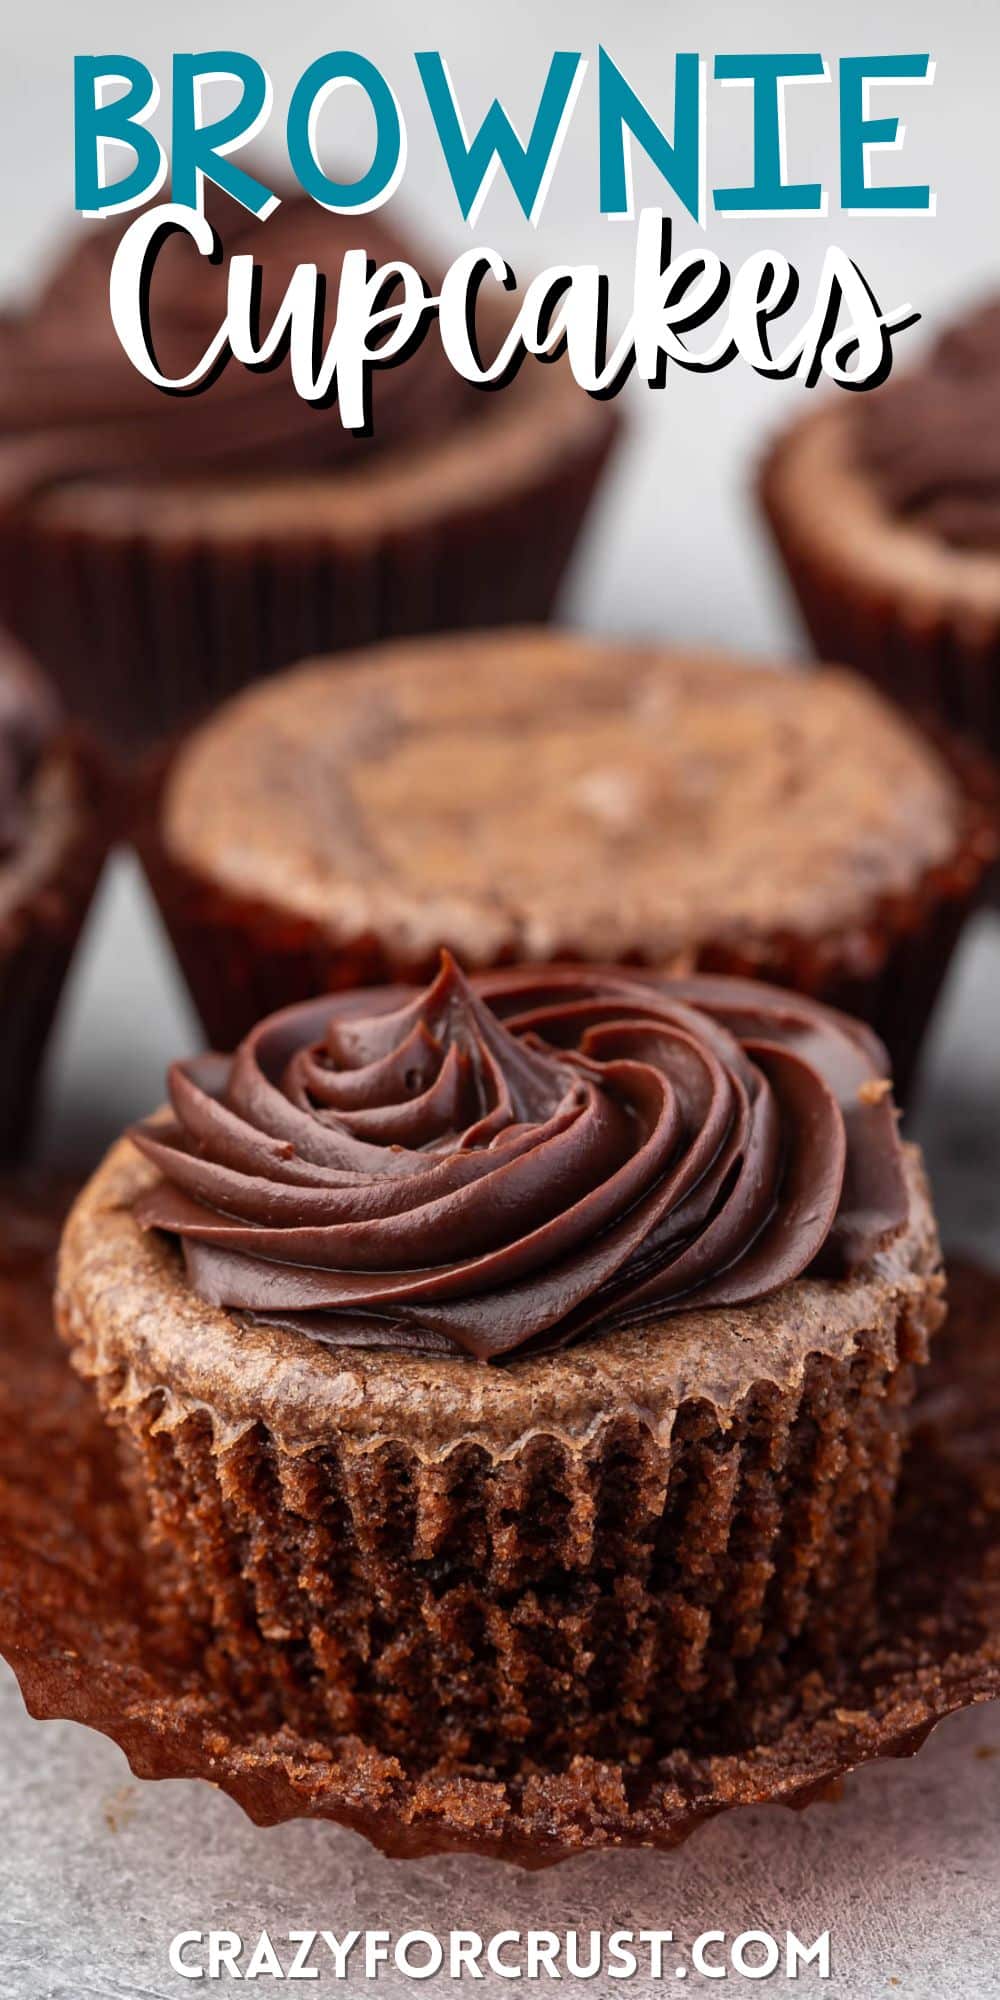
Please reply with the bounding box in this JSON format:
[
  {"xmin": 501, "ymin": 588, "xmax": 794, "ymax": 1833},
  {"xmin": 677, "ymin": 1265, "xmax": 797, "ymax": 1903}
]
[
  {"xmin": 761, "ymin": 296, "xmax": 1000, "ymax": 762},
  {"xmin": 139, "ymin": 629, "xmax": 997, "ymax": 1093},
  {"xmin": 0, "ymin": 192, "xmax": 617, "ymax": 755},
  {"xmin": 0, "ymin": 641, "xmax": 109, "ymax": 1154},
  {"xmin": 57, "ymin": 960, "xmax": 943, "ymax": 1771}
]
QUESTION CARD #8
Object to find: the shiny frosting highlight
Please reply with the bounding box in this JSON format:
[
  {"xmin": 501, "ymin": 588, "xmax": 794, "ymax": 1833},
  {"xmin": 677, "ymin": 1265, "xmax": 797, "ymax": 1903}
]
[
  {"xmin": 0, "ymin": 189, "xmax": 468, "ymax": 500},
  {"xmin": 131, "ymin": 958, "xmax": 909, "ymax": 1363},
  {"xmin": 862, "ymin": 296, "xmax": 1000, "ymax": 550}
]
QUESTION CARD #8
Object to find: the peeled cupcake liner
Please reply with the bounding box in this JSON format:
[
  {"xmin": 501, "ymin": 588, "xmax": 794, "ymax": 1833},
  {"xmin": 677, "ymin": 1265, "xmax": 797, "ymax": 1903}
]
[
  {"xmin": 0, "ymin": 737, "xmax": 112, "ymax": 1156},
  {"xmin": 58, "ymin": 1286, "xmax": 934, "ymax": 1779},
  {"xmin": 0, "ymin": 393, "xmax": 618, "ymax": 761},
  {"xmin": 134, "ymin": 728, "xmax": 998, "ymax": 1100},
  {"xmin": 0, "ymin": 1183, "xmax": 996, "ymax": 1867},
  {"xmin": 53, "ymin": 1134, "xmax": 945, "ymax": 1784}
]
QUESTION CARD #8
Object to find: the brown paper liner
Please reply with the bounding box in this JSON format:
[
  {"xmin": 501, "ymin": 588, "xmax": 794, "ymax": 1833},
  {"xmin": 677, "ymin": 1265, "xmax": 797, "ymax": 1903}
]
[
  {"xmin": 761, "ymin": 430, "xmax": 1000, "ymax": 767},
  {"xmin": 0, "ymin": 740, "xmax": 111, "ymax": 1156},
  {"xmin": 1, "ymin": 1182, "xmax": 996, "ymax": 1867},
  {"xmin": 61, "ymin": 1267, "xmax": 931, "ymax": 1775},
  {"xmin": 0, "ymin": 396, "xmax": 618, "ymax": 760},
  {"xmin": 134, "ymin": 737, "xmax": 998, "ymax": 1099}
]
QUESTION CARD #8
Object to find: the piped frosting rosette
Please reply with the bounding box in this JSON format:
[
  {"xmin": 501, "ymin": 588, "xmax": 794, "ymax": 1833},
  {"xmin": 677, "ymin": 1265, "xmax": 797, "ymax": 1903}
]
[{"xmin": 132, "ymin": 955, "xmax": 908, "ymax": 1362}]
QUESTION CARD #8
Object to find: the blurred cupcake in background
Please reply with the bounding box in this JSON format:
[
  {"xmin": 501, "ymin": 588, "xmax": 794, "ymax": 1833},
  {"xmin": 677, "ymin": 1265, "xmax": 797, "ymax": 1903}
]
[
  {"xmin": 0, "ymin": 639, "xmax": 110, "ymax": 1155},
  {"xmin": 762, "ymin": 296, "xmax": 1000, "ymax": 768},
  {"xmin": 0, "ymin": 191, "xmax": 618, "ymax": 756},
  {"xmin": 137, "ymin": 628, "xmax": 997, "ymax": 1094}
]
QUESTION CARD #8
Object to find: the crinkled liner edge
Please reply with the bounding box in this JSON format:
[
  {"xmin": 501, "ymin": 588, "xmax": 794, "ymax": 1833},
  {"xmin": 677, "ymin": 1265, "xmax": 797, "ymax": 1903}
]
[{"xmin": 58, "ymin": 1280, "xmax": 931, "ymax": 1467}]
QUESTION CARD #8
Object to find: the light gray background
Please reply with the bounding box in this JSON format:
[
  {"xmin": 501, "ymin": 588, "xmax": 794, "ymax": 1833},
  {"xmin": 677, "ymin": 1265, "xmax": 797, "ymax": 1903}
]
[{"xmin": 1, "ymin": 4, "xmax": 998, "ymax": 1995}]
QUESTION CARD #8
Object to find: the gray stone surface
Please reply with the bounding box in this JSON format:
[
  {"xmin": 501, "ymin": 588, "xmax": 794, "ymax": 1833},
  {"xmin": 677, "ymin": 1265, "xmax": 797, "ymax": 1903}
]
[{"xmin": 1, "ymin": 1664, "xmax": 998, "ymax": 2000}]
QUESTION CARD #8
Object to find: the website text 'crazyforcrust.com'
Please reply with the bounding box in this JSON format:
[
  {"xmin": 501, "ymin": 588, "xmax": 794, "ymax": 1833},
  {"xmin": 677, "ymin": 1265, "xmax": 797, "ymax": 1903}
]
[{"xmin": 167, "ymin": 1926, "xmax": 832, "ymax": 1981}]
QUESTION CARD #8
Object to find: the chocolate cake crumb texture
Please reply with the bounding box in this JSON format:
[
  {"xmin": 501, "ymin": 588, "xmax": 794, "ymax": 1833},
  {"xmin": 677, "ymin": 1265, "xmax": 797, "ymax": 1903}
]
[{"xmin": 0, "ymin": 1182, "xmax": 994, "ymax": 1864}]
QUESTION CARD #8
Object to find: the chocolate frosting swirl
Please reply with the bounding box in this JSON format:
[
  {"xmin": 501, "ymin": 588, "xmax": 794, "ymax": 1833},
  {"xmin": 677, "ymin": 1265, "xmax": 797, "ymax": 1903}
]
[
  {"xmin": 0, "ymin": 187, "xmax": 470, "ymax": 503},
  {"xmin": 862, "ymin": 296, "xmax": 1000, "ymax": 550},
  {"xmin": 131, "ymin": 957, "xmax": 909, "ymax": 1363}
]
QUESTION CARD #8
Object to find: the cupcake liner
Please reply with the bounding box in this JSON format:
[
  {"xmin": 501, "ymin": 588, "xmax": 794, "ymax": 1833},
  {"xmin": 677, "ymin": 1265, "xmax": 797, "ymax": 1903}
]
[
  {"xmin": 0, "ymin": 1184, "xmax": 995, "ymax": 1867},
  {"xmin": 761, "ymin": 421, "xmax": 1000, "ymax": 768},
  {"xmin": 0, "ymin": 393, "xmax": 617, "ymax": 759},
  {"xmin": 67, "ymin": 1317, "xmax": 921, "ymax": 1772},
  {"xmin": 135, "ymin": 737, "xmax": 997, "ymax": 1099},
  {"xmin": 55, "ymin": 1137, "xmax": 942, "ymax": 1776},
  {"xmin": 0, "ymin": 738, "xmax": 110, "ymax": 1156},
  {"xmin": 761, "ymin": 422, "xmax": 1000, "ymax": 910}
]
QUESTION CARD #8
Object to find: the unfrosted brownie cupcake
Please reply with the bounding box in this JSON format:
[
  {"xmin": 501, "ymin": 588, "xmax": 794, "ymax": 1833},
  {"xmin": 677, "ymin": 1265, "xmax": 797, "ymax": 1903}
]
[
  {"xmin": 762, "ymin": 296, "xmax": 1000, "ymax": 761},
  {"xmin": 57, "ymin": 959, "xmax": 943, "ymax": 1769},
  {"xmin": 0, "ymin": 641, "xmax": 109, "ymax": 1153},
  {"xmin": 0, "ymin": 192, "xmax": 616, "ymax": 754},
  {"xmin": 139, "ymin": 629, "xmax": 997, "ymax": 1092}
]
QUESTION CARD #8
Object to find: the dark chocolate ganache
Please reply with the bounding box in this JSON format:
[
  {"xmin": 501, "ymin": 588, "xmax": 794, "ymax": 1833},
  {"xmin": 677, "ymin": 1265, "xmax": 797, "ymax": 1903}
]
[
  {"xmin": 131, "ymin": 956, "xmax": 909, "ymax": 1363},
  {"xmin": 0, "ymin": 650, "xmax": 56, "ymax": 857},
  {"xmin": 862, "ymin": 296, "xmax": 1000, "ymax": 550},
  {"xmin": 0, "ymin": 186, "xmax": 470, "ymax": 501}
]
